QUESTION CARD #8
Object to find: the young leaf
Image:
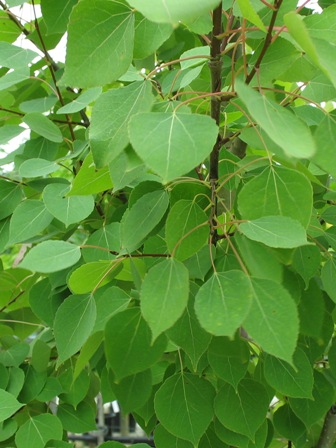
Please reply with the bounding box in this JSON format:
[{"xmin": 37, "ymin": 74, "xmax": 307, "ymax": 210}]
[
  {"xmin": 194, "ymin": 270, "xmax": 253, "ymax": 337},
  {"xmin": 214, "ymin": 379, "xmax": 269, "ymax": 441},
  {"xmin": 154, "ymin": 373, "xmax": 215, "ymax": 445},
  {"xmin": 243, "ymin": 278, "xmax": 299, "ymax": 363},
  {"xmin": 54, "ymin": 294, "xmax": 96, "ymax": 367},
  {"xmin": 237, "ymin": 0, "xmax": 266, "ymax": 31},
  {"xmin": 90, "ymin": 81, "xmax": 153, "ymax": 167},
  {"xmin": 105, "ymin": 308, "xmax": 167, "ymax": 380},
  {"xmin": 62, "ymin": 0, "xmax": 134, "ymax": 87},
  {"xmin": 121, "ymin": 190, "xmax": 169, "ymax": 252},
  {"xmin": 165, "ymin": 200, "xmax": 209, "ymax": 261},
  {"xmin": 43, "ymin": 183, "xmax": 94, "ymax": 227},
  {"xmin": 140, "ymin": 258, "xmax": 189, "ymax": 340},
  {"xmin": 19, "ymin": 241, "xmax": 81, "ymax": 273},
  {"xmin": 235, "ymin": 80, "xmax": 316, "ymax": 158},
  {"xmin": 239, "ymin": 216, "xmax": 308, "ymax": 248},
  {"xmin": 237, "ymin": 166, "xmax": 313, "ymax": 228},
  {"xmin": 129, "ymin": 112, "xmax": 218, "ymax": 183},
  {"xmin": 68, "ymin": 261, "xmax": 122, "ymax": 294}
]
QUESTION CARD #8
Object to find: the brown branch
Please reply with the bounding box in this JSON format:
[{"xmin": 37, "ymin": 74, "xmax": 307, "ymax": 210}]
[{"xmin": 245, "ymin": 0, "xmax": 283, "ymax": 85}]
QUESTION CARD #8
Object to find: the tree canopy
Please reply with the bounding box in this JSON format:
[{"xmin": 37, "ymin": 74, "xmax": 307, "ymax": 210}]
[{"xmin": 1, "ymin": 0, "xmax": 336, "ymax": 447}]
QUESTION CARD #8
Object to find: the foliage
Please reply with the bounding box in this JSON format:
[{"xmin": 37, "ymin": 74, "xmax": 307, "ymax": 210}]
[{"xmin": 1, "ymin": 0, "xmax": 336, "ymax": 447}]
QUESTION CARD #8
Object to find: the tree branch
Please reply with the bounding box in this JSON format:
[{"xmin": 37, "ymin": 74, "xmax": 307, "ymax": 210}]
[
  {"xmin": 245, "ymin": 0, "xmax": 283, "ymax": 85},
  {"xmin": 317, "ymin": 405, "xmax": 336, "ymax": 448}
]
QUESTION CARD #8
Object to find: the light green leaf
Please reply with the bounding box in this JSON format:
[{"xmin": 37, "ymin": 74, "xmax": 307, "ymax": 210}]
[
  {"xmin": 264, "ymin": 348, "xmax": 314, "ymax": 399},
  {"xmin": 154, "ymin": 373, "xmax": 215, "ymax": 445},
  {"xmin": 0, "ymin": 343, "xmax": 29, "ymax": 367},
  {"xmin": 73, "ymin": 331, "xmax": 103, "ymax": 380},
  {"xmin": 304, "ymin": 5, "xmax": 336, "ymax": 43},
  {"xmin": 0, "ymin": 67, "xmax": 29, "ymax": 91},
  {"xmin": 321, "ymin": 256, "xmax": 336, "ymax": 303},
  {"xmin": 9, "ymin": 199, "xmax": 53, "ymax": 244},
  {"xmin": 208, "ymin": 336, "xmax": 250, "ymax": 389},
  {"xmin": 179, "ymin": 46, "xmax": 210, "ymax": 69},
  {"xmin": 57, "ymin": 87, "xmax": 102, "ymax": 114},
  {"xmin": 165, "ymin": 200, "xmax": 209, "ymax": 261},
  {"xmin": 129, "ymin": 112, "xmax": 218, "ymax": 183},
  {"xmin": 121, "ymin": 190, "xmax": 169, "ymax": 252},
  {"xmin": 214, "ymin": 379, "xmax": 269, "ymax": 441},
  {"xmin": 235, "ymin": 80, "xmax": 316, "ymax": 158},
  {"xmin": 166, "ymin": 294, "xmax": 211, "ymax": 371},
  {"xmin": 0, "ymin": 390, "xmax": 23, "ymax": 422},
  {"xmin": 93, "ymin": 286, "xmax": 131, "ymax": 333},
  {"xmin": 62, "ymin": 0, "xmax": 134, "ymax": 87},
  {"xmin": 0, "ymin": 125, "xmax": 24, "ymax": 144},
  {"xmin": 0, "ymin": 418, "xmax": 17, "ymax": 442},
  {"xmin": 20, "ymin": 240, "xmax": 81, "ymax": 273},
  {"xmin": 127, "ymin": 0, "xmax": 221, "ymax": 24},
  {"xmin": 82, "ymin": 222, "xmax": 121, "ymax": 262},
  {"xmin": 292, "ymin": 245, "xmax": 321, "ymax": 288},
  {"xmin": 194, "ymin": 270, "xmax": 253, "ymax": 337},
  {"xmin": 134, "ymin": 13, "xmax": 173, "ymax": 59},
  {"xmin": 41, "ymin": 0, "xmax": 78, "ymax": 34},
  {"xmin": 90, "ymin": 81, "xmax": 153, "ymax": 167},
  {"xmin": 69, "ymin": 152, "xmax": 113, "ymax": 195},
  {"xmin": 68, "ymin": 261, "xmax": 122, "ymax": 294},
  {"xmin": 43, "ymin": 183, "xmax": 94, "ymax": 227},
  {"xmin": 243, "ymin": 278, "xmax": 299, "ymax": 363},
  {"xmin": 239, "ymin": 216, "xmax": 308, "ymax": 249},
  {"xmin": 237, "ymin": 0, "xmax": 266, "ymax": 31},
  {"xmin": 0, "ymin": 180, "xmax": 23, "ymax": 220},
  {"xmin": 15, "ymin": 414, "xmax": 63, "ymax": 448},
  {"xmin": 0, "ymin": 41, "xmax": 38, "ymax": 69},
  {"xmin": 19, "ymin": 96, "xmax": 58, "ymax": 113},
  {"xmin": 105, "ymin": 308, "xmax": 167, "ymax": 380},
  {"xmin": 23, "ymin": 113, "xmax": 63, "ymax": 143},
  {"xmin": 54, "ymin": 294, "xmax": 96, "ymax": 367},
  {"xmin": 140, "ymin": 258, "xmax": 189, "ymax": 341},
  {"xmin": 19, "ymin": 158, "xmax": 59, "ymax": 178},
  {"xmin": 313, "ymin": 115, "xmax": 336, "ymax": 177},
  {"xmin": 237, "ymin": 166, "xmax": 313, "ymax": 228}
]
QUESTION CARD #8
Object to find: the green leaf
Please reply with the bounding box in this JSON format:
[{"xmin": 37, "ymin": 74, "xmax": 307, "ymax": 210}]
[
  {"xmin": 0, "ymin": 343, "xmax": 29, "ymax": 367},
  {"xmin": 82, "ymin": 222, "xmax": 121, "ymax": 262},
  {"xmin": 214, "ymin": 379, "xmax": 269, "ymax": 441},
  {"xmin": 0, "ymin": 125, "xmax": 24, "ymax": 144},
  {"xmin": 134, "ymin": 13, "xmax": 173, "ymax": 59},
  {"xmin": 8, "ymin": 200, "xmax": 53, "ymax": 244},
  {"xmin": 90, "ymin": 81, "xmax": 153, "ymax": 167},
  {"xmin": 20, "ymin": 96, "xmax": 58, "ymax": 113},
  {"xmin": 105, "ymin": 308, "xmax": 167, "ymax": 380},
  {"xmin": 304, "ymin": 5, "xmax": 336, "ymax": 43},
  {"xmin": 57, "ymin": 400, "xmax": 96, "ymax": 432},
  {"xmin": 93, "ymin": 286, "xmax": 131, "ymax": 333},
  {"xmin": 235, "ymin": 80, "xmax": 316, "ymax": 159},
  {"xmin": 208, "ymin": 336, "xmax": 250, "ymax": 389},
  {"xmin": 43, "ymin": 183, "xmax": 94, "ymax": 227},
  {"xmin": 73, "ymin": 331, "xmax": 103, "ymax": 380},
  {"xmin": 23, "ymin": 113, "xmax": 63, "ymax": 143},
  {"xmin": 321, "ymin": 256, "xmax": 336, "ymax": 303},
  {"xmin": 69, "ymin": 153, "xmax": 112, "ymax": 195},
  {"xmin": 62, "ymin": 0, "xmax": 134, "ymax": 87},
  {"xmin": 166, "ymin": 294, "xmax": 211, "ymax": 371},
  {"xmin": 15, "ymin": 414, "xmax": 63, "ymax": 448},
  {"xmin": 237, "ymin": 166, "xmax": 313, "ymax": 228},
  {"xmin": 140, "ymin": 258, "xmax": 189, "ymax": 340},
  {"xmin": 129, "ymin": 112, "xmax": 218, "ymax": 183},
  {"xmin": 194, "ymin": 270, "xmax": 253, "ymax": 337},
  {"xmin": 263, "ymin": 348, "xmax": 314, "ymax": 399},
  {"xmin": 239, "ymin": 216, "xmax": 308, "ymax": 249},
  {"xmin": 41, "ymin": 0, "xmax": 78, "ymax": 34},
  {"xmin": 292, "ymin": 245, "xmax": 321, "ymax": 288},
  {"xmin": 243, "ymin": 278, "xmax": 299, "ymax": 363},
  {"xmin": 20, "ymin": 241, "xmax": 81, "ymax": 273},
  {"xmin": 111, "ymin": 369, "xmax": 152, "ymax": 413},
  {"xmin": 54, "ymin": 294, "xmax": 96, "ymax": 367},
  {"xmin": 121, "ymin": 190, "xmax": 169, "ymax": 252},
  {"xmin": 0, "ymin": 180, "xmax": 23, "ymax": 220},
  {"xmin": 0, "ymin": 41, "xmax": 38, "ymax": 69},
  {"xmin": 0, "ymin": 418, "xmax": 17, "ymax": 442},
  {"xmin": 237, "ymin": 0, "xmax": 266, "ymax": 31},
  {"xmin": 165, "ymin": 200, "xmax": 209, "ymax": 261},
  {"xmin": 0, "ymin": 390, "xmax": 23, "ymax": 422},
  {"xmin": 127, "ymin": 0, "xmax": 222, "ymax": 24},
  {"xmin": 57, "ymin": 87, "xmax": 102, "ymax": 114},
  {"xmin": 68, "ymin": 261, "xmax": 122, "ymax": 294},
  {"xmin": 273, "ymin": 404, "xmax": 306, "ymax": 445},
  {"xmin": 154, "ymin": 424, "xmax": 193, "ymax": 448},
  {"xmin": 155, "ymin": 373, "xmax": 215, "ymax": 445},
  {"xmin": 289, "ymin": 371, "xmax": 335, "ymax": 427},
  {"xmin": 19, "ymin": 158, "xmax": 59, "ymax": 178},
  {"xmin": 312, "ymin": 115, "xmax": 336, "ymax": 177}
]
